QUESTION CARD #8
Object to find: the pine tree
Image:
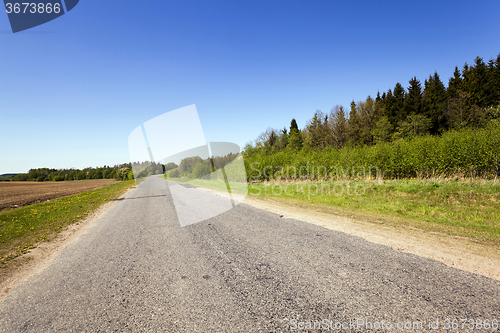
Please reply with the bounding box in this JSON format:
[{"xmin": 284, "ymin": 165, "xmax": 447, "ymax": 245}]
[
  {"xmin": 275, "ymin": 127, "xmax": 289, "ymax": 150},
  {"xmin": 290, "ymin": 118, "xmax": 299, "ymax": 132},
  {"xmin": 423, "ymin": 72, "xmax": 447, "ymax": 134},
  {"xmin": 328, "ymin": 105, "xmax": 347, "ymax": 148},
  {"xmin": 485, "ymin": 54, "xmax": 500, "ymax": 107},
  {"xmin": 267, "ymin": 130, "xmax": 277, "ymax": 147},
  {"xmin": 494, "ymin": 54, "xmax": 500, "ymax": 105},
  {"xmin": 374, "ymin": 92, "xmax": 385, "ymax": 122},
  {"xmin": 447, "ymin": 66, "xmax": 462, "ymax": 100},
  {"xmin": 404, "ymin": 77, "xmax": 423, "ymax": 116},
  {"xmin": 346, "ymin": 101, "xmax": 360, "ymax": 146},
  {"xmin": 357, "ymin": 96, "xmax": 376, "ymax": 145},
  {"xmin": 383, "ymin": 89, "xmax": 396, "ymax": 129},
  {"xmin": 304, "ymin": 111, "xmax": 328, "ymax": 149},
  {"xmin": 288, "ymin": 118, "xmax": 303, "ymax": 150},
  {"xmin": 469, "ymin": 56, "xmax": 488, "ymax": 108},
  {"xmin": 393, "ymin": 82, "xmax": 406, "ymax": 124},
  {"xmin": 485, "ymin": 58, "xmax": 497, "ymax": 107}
]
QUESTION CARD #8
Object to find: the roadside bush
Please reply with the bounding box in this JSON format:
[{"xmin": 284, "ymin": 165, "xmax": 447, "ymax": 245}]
[
  {"xmin": 244, "ymin": 124, "xmax": 500, "ymax": 180},
  {"xmin": 192, "ymin": 163, "xmax": 211, "ymax": 179},
  {"xmin": 167, "ymin": 168, "xmax": 180, "ymax": 178}
]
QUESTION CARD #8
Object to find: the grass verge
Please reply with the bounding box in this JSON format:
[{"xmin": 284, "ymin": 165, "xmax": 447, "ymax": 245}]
[
  {"xmin": 0, "ymin": 180, "xmax": 136, "ymax": 268},
  {"xmin": 247, "ymin": 178, "xmax": 500, "ymax": 246}
]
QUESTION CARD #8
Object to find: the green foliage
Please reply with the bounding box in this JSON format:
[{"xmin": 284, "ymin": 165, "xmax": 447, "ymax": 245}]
[
  {"xmin": 179, "ymin": 156, "xmax": 204, "ymax": 175},
  {"xmin": 167, "ymin": 168, "xmax": 180, "ymax": 178},
  {"xmin": 347, "ymin": 101, "xmax": 360, "ymax": 146},
  {"xmin": 192, "ymin": 163, "xmax": 211, "ymax": 179},
  {"xmin": 11, "ymin": 174, "xmax": 29, "ymax": 181},
  {"xmin": 371, "ymin": 116, "xmax": 392, "ymax": 143},
  {"xmin": 304, "ymin": 110, "xmax": 328, "ymax": 149},
  {"xmin": 394, "ymin": 114, "xmax": 431, "ymax": 139},
  {"xmin": 328, "ymin": 105, "xmax": 347, "ymax": 148},
  {"xmin": 423, "ymin": 72, "xmax": 447, "ymax": 134},
  {"xmin": 164, "ymin": 162, "xmax": 178, "ymax": 172},
  {"xmin": 404, "ymin": 77, "xmax": 423, "ymax": 117},
  {"xmin": 6, "ymin": 164, "xmax": 137, "ymax": 182},
  {"xmin": 392, "ymin": 82, "xmax": 406, "ymax": 125},
  {"xmin": 356, "ymin": 97, "xmax": 376, "ymax": 145},
  {"xmin": 116, "ymin": 168, "xmax": 132, "ymax": 181},
  {"xmin": 244, "ymin": 124, "xmax": 500, "ymax": 180},
  {"xmin": 287, "ymin": 125, "xmax": 303, "ymax": 151}
]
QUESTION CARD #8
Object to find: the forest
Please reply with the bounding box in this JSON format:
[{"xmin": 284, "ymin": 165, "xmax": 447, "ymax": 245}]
[{"xmin": 243, "ymin": 54, "xmax": 500, "ymax": 180}]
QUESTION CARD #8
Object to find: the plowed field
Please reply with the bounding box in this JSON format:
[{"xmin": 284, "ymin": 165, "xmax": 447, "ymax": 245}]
[{"xmin": 0, "ymin": 180, "xmax": 117, "ymax": 211}]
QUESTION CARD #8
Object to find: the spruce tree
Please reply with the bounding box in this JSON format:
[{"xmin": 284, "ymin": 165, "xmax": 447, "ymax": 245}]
[
  {"xmin": 304, "ymin": 111, "xmax": 328, "ymax": 149},
  {"xmin": 404, "ymin": 77, "xmax": 423, "ymax": 116},
  {"xmin": 423, "ymin": 72, "xmax": 447, "ymax": 134},
  {"xmin": 384, "ymin": 89, "xmax": 396, "ymax": 129},
  {"xmin": 393, "ymin": 82, "xmax": 406, "ymax": 124},
  {"xmin": 328, "ymin": 105, "xmax": 347, "ymax": 148},
  {"xmin": 288, "ymin": 118, "xmax": 303, "ymax": 150},
  {"xmin": 447, "ymin": 66, "xmax": 462, "ymax": 100},
  {"xmin": 357, "ymin": 96, "xmax": 376, "ymax": 145},
  {"xmin": 290, "ymin": 118, "xmax": 299, "ymax": 132},
  {"xmin": 469, "ymin": 56, "xmax": 488, "ymax": 108},
  {"xmin": 347, "ymin": 101, "xmax": 360, "ymax": 146},
  {"xmin": 494, "ymin": 54, "xmax": 500, "ymax": 105}
]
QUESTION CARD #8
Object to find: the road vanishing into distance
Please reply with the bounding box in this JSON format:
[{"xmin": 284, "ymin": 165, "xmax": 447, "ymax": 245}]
[{"xmin": 1, "ymin": 176, "xmax": 499, "ymax": 332}]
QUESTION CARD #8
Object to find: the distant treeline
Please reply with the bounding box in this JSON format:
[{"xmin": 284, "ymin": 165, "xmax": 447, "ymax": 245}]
[
  {"xmin": 2, "ymin": 162, "xmax": 168, "ymax": 182},
  {"xmin": 244, "ymin": 53, "xmax": 500, "ymax": 180},
  {"xmin": 165, "ymin": 153, "xmax": 244, "ymax": 181}
]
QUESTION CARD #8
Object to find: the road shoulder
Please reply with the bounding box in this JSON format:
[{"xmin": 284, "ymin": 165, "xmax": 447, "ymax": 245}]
[
  {"xmin": 0, "ymin": 185, "xmax": 137, "ymax": 302},
  {"xmin": 243, "ymin": 196, "xmax": 500, "ymax": 281}
]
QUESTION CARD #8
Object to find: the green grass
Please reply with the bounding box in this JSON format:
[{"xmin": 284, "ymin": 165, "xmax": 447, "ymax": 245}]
[
  {"xmin": 247, "ymin": 178, "xmax": 500, "ymax": 245},
  {"xmin": 0, "ymin": 180, "xmax": 136, "ymax": 267}
]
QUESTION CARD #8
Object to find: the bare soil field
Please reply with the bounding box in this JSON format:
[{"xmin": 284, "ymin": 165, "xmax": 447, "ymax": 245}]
[{"xmin": 0, "ymin": 180, "xmax": 116, "ymax": 212}]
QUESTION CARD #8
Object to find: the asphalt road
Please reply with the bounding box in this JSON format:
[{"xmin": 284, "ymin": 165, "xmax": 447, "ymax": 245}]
[{"xmin": 1, "ymin": 176, "xmax": 499, "ymax": 332}]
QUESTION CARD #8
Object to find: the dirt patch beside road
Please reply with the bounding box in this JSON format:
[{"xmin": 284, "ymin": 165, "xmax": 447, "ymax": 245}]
[{"xmin": 0, "ymin": 180, "xmax": 116, "ymax": 212}]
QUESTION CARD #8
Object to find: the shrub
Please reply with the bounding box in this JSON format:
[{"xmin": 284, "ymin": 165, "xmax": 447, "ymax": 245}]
[
  {"xmin": 11, "ymin": 174, "xmax": 29, "ymax": 181},
  {"xmin": 243, "ymin": 124, "xmax": 500, "ymax": 180},
  {"xmin": 192, "ymin": 163, "xmax": 211, "ymax": 179},
  {"xmin": 167, "ymin": 168, "xmax": 180, "ymax": 178}
]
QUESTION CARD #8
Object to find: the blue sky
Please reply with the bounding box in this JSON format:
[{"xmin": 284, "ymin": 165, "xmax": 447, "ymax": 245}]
[{"xmin": 1, "ymin": 0, "xmax": 500, "ymax": 174}]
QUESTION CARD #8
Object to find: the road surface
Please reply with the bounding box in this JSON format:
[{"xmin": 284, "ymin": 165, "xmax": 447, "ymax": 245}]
[{"xmin": 1, "ymin": 176, "xmax": 499, "ymax": 332}]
